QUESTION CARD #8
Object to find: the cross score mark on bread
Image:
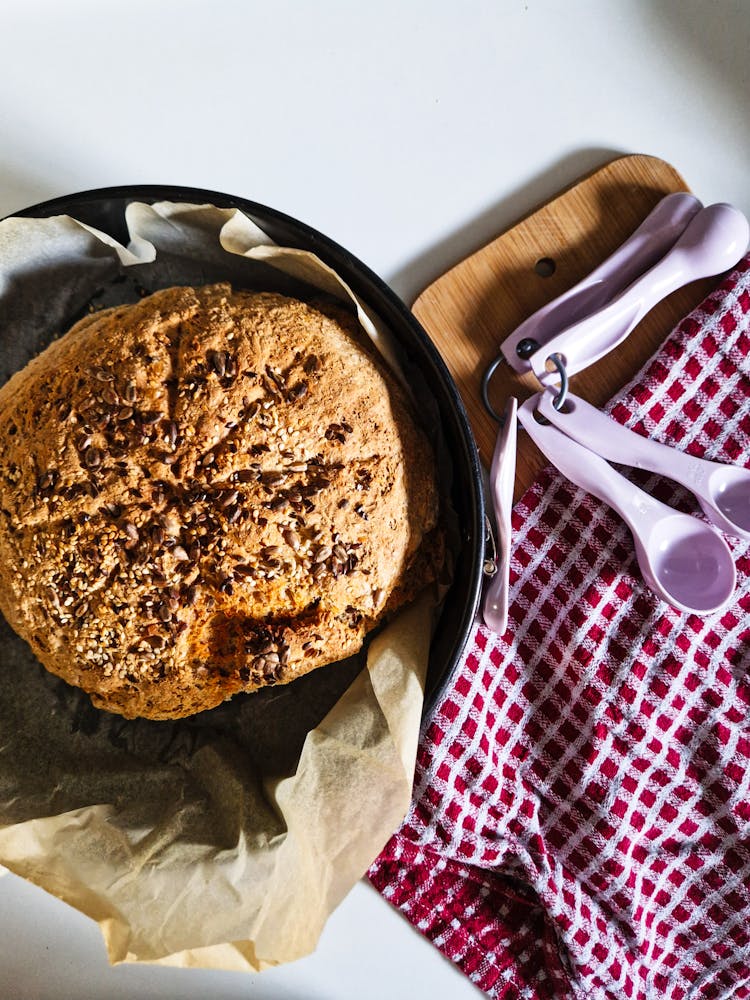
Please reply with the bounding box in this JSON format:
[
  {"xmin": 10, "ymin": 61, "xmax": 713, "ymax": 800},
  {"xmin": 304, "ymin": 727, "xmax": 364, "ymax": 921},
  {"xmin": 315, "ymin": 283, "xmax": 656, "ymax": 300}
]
[{"xmin": 0, "ymin": 285, "xmax": 441, "ymax": 719}]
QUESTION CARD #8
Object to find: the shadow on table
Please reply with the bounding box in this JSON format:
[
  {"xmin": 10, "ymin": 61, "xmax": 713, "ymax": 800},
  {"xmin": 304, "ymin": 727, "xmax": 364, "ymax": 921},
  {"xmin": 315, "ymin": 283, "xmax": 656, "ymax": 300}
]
[
  {"xmin": 638, "ymin": 0, "xmax": 750, "ymax": 164},
  {"xmin": 4, "ymin": 872, "xmax": 314, "ymax": 1000},
  {"xmin": 385, "ymin": 146, "xmax": 623, "ymax": 306},
  {"xmin": 0, "ymin": 161, "xmax": 62, "ymax": 219}
]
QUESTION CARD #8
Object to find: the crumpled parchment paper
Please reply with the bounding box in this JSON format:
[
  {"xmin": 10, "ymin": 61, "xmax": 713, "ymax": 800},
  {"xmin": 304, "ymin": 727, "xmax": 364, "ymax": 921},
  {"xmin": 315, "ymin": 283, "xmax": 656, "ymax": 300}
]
[{"xmin": 0, "ymin": 201, "xmax": 437, "ymax": 971}]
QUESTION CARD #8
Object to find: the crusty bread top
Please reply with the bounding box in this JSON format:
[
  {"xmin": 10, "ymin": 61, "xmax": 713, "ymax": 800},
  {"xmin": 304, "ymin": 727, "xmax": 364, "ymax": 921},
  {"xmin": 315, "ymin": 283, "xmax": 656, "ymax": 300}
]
[{"xmin": 0, "ymin": 284, "xmax": 440, "ymax": 720}]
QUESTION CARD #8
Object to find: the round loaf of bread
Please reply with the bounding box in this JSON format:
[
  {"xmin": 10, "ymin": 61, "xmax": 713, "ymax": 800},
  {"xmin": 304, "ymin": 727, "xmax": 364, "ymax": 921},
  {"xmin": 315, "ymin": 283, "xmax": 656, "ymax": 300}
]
[{"xmin": 0, "ymin": 284, "xmax": 440, "ymax": 720}]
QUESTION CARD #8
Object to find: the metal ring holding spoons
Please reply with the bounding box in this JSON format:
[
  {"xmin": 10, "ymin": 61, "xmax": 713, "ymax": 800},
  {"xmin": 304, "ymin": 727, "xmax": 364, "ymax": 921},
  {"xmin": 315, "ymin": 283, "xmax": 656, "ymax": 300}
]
[
  {"xmin": 481, "ymin": 350, "xmax": 569, "ymax": 424},
  {"xmin": 481, "ymin": 354, "xmax": 508, "ymax": 423},
  {"xmin": 547, "ymin": 353, "xmax": 569, "ymax": 411}
]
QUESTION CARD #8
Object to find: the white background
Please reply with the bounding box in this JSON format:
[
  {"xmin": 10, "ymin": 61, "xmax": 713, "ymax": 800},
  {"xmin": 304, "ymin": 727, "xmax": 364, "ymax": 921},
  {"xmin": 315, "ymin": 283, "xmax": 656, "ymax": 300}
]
[{"xmin": 1, "ymin": 2, "xmax": 748, "ymax": 998}]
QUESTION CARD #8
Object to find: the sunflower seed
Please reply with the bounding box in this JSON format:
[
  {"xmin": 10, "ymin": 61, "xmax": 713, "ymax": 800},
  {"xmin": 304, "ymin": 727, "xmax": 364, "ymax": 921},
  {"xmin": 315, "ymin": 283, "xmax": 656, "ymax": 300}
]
[
  {"xmin": 283, "ymin": 529, "xmax": 301, "ymax": 550},
  {"xmin": 84, "ymin": 447, "xmax": 102, "ymax": 469},
  {"xmin": 265, "ymin": 365, "xmax": 285, "ymax": 391},
  {"xmin": 37, "ymin": 470, "xmax": 56, "ymax": 491},
  {"xmin": 122, "ymin": 522, "xmax": 139, "ymax": 547},
  {"xmin": 262, "ymin": 471, "xmax": 285, "ymax": 487},
  {"xmin": 172, "ymin": 545, "xmax": 190, "ymax": 561},
  {"xmin": 303, "ymin": 355, "xmax": 320, "ymax": 374},
  {"xmin": 208, "ymin": 349, "xmax": 227, "ymax": 377},
  {"xmin": 165, "ymin": 420, "xmax": 179, "ymax": 448},
  {"xmin": 91, "ymin": 411, "xmax": 111, "ymax": 431}
]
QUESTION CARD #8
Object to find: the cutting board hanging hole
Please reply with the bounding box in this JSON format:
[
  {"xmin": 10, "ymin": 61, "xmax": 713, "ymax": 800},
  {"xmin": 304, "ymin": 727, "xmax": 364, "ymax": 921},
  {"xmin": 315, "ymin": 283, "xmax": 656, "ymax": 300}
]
[{"xmin": 534, "ymin": 257, "xmax": 556, "ymax": 277}]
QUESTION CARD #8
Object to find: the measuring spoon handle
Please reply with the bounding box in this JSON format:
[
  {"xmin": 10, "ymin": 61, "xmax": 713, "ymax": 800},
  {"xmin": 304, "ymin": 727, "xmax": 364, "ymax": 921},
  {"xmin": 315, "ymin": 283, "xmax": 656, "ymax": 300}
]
[
  {"xmin": 483, "ymin": 397, "xmax": 518, "ymax": 635},
  {"xmin": 537, "ymin": 389, "xmax": 709, "ymax": 488},
  {"xmin": 532, "ymin": 203, "xmax": 749, "ymax": 382},
  {"xmin": 501, "ymin": 192, "xmax": 703, "ymax": 372},
  {"xmin": 517, "ymin": 395, "xmax": 666, "ymax": 535}
]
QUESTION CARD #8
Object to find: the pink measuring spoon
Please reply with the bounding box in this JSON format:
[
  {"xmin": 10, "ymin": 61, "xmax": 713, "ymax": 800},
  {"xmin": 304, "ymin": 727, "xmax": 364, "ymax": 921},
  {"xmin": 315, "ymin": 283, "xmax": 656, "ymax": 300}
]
[
  {"xmin": 501, "ymin": 192, "xmax": 703, "ymax": 372},
  {"xmin": 531, "ymin": 203, "xmax": 749, "ymax": 384},
  {"xmin": 483, "ymin": 397, "xmax": 517, "ymax": 635},
  {"xmin": 518, "ymin": 393, "xmax": 736, "ymax": 615},
  {"xmin": 537, "ymin": 390, "xmax": 750, "ymax": 541}
]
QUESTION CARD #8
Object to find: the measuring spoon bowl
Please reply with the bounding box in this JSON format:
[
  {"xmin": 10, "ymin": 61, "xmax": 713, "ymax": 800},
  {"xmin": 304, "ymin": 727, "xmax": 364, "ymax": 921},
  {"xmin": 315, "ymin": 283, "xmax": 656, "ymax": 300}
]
[
  {"xmin": 519, "ymin": 395, "xmax": 736, "ymax": 615},
  {"xmin": 636, "ymin": 513, "xmax": 737, "ymax": 614},
  {"xmin": 709, "ymin": 466, "xmax": 750, "ymax": 536}
]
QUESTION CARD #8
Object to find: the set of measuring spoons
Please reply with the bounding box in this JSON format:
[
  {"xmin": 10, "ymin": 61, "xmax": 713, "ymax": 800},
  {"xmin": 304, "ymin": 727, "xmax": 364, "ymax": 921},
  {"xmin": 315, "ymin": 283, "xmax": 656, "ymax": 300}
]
[{"xmin": 482, "ymin": 193, "xmax": 750, "ymax": 634}]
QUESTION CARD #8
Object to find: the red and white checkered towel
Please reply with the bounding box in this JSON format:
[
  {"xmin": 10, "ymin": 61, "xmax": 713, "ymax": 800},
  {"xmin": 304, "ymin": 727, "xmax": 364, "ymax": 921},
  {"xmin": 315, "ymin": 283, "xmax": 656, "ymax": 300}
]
[{"xmin": 369, "ymin": 257, "xmax": 750, "ymax": 1000}]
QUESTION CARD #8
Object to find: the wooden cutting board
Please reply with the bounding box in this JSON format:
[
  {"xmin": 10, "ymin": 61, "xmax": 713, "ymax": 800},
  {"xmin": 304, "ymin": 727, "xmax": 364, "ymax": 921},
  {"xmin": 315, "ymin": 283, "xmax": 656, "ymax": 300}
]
[{"xmin": 412, "ymin": 154, "xmax": 715, "ymax": 497}]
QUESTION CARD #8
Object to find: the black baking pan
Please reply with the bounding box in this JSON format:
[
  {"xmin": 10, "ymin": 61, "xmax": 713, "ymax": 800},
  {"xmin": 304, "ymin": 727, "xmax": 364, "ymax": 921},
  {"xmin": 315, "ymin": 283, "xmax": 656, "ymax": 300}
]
[{"xmin": 9, "ymin": 184, "xmax": 485, "ymax": 718}]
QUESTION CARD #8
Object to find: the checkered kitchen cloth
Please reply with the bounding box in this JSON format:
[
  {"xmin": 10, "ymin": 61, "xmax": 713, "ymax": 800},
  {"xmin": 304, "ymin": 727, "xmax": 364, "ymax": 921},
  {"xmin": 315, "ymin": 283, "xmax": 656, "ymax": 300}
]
[{"xmin": 369, "ymin": 256, "xmax": 750, "ymax": 999}]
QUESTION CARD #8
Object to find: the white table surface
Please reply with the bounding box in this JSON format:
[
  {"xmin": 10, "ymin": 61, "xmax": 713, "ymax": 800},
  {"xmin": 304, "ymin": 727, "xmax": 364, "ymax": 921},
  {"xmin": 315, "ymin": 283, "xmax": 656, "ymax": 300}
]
[{"xmin": 1, "ymin": 2, "xmax": 748, "ymax": 998}]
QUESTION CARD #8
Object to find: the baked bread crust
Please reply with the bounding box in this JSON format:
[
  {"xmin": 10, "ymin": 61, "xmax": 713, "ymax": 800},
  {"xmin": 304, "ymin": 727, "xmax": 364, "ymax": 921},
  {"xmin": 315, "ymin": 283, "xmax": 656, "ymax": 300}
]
[{"xmin": 0, "ymin": 284, "xmax": 440, "ymax": 719}]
